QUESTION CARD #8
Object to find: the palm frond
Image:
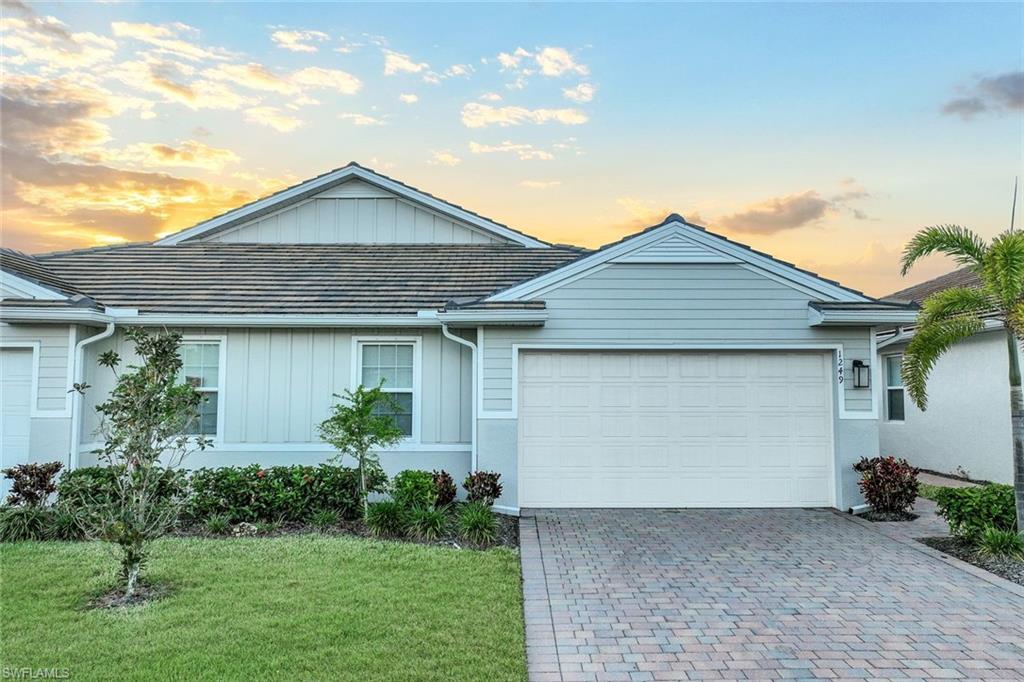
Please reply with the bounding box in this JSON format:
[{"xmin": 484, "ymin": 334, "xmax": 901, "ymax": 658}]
[
  {"xmin": 983, "ymin": 230, "xmax": 1024, "ymax": 306},
  {"xmin": 916, "ymin": 286, "xmax": 994, "ymax": 328},
  {"xmin": 900, "ymin": 225, "xmax": 987, "ymax": 276},
  {"xmin": 902, "ymin": 315, "xmax": 985, "ymax": 410}
]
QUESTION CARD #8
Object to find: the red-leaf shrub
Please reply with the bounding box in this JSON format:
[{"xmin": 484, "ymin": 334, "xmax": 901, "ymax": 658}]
[
  {"xmin": 432, "ymin": 470, "xmax": 456, "ymax": 507},
  {"xmin": 462, "ymin": 471, "xmax": 502, "ymax": 505},
  {"xmin": 853, "ymin": 456, "xmax": 920, "ymax": 514},
  {"xmin": 2, "ymin": 461, "xmax": 63, "ymax": 506}
]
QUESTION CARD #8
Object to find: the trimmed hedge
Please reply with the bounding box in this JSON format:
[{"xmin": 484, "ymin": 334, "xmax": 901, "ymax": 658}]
[{"xmin": 933, "ymin": 484, "xmax": 1017, "ymax": 538}]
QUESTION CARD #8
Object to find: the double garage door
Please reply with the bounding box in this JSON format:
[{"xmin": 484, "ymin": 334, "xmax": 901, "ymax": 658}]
[{"xmin": 518, "ymin": 350, "xmax": 835, "ymax": 508}]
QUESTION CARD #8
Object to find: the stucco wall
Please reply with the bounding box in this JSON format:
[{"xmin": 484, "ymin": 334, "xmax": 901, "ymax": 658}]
[{"xmin": 879, "ymin": 330, "xmax": 1015, "ymax": 484}]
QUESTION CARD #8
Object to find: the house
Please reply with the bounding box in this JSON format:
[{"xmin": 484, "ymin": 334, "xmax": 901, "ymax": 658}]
[
  {"xmin": 878, "ymin": 269, "xmax": 1016, "ymax": 484},
  {"xmin": 0, "ymin": 163, "xmax": 917, "ymax": 512}
]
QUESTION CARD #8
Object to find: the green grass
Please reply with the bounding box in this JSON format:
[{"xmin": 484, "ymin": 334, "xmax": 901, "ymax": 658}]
[{"xmin": 0, "ymin": 536, "xmax": 525, "ymax": 681}]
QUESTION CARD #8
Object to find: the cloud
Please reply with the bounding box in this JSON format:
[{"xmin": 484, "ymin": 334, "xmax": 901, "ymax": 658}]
[
  {"xmin": 104, "ymin": 139, "xmax": 240, "ymax": 171},
  {"xmin": 111, "ymin": 21, "xmax": 233, "ymax": 62},
  {"xmin": 245, "ymin": 106, "xmax": 303, "ymax": 132},
  {"xmin": 428, "ymin": 150, "xmax": 461, "ymax": 167},
  {"xmin": 942, "ymin": 70, "xmax": 1024, "ymax": 120},
  {"xmin": 717, "ymin": 190, "xmax": 832, "ymax": 234},
  {"xmin": 520, "ymin": 180, "xmax": 561, "ymax": 189},
  {"xmin": 803, "ymin": 242, "xmax": 954, "ymax": 298},
  {"xmin": 204, "ymin": 63, "xmax": 361, "ymax": 96},
  {"xmin": 444, "ymin": 64, "xmax": 473, "ymax": 78},
  {"xmin": 563, "ymin": 83, "xmax": 595, "ymax": 103},
  {"xmin": 469, "ymin": 141, "xmax": 554, "ymax": 160},
  {"xmin": 384, "ymin": 49, "xmax": 429, "ymax": 75},
  {"xmin": 0, "ymin": 10, "xmax": 115, "ymax": 69},
  {"xmin": 112, "ymin": 59, "xmax": 255, "ymax": 111},
  {"xmin": 334, "ymin": 36, "xmax": 362, "ymax": 54},
  {"xmin": 270, "ymin": 28, "xmax": 327, "ymax": 53},
  {"xmin": 497, "ymin": 47, "xmax": 532, "ymax": 72},
  {"xmin": 479, "ymin": 92, "xmax": 502, "ymax": 102},
  {"xmin": 398, "ymin": 93, "xmax": 418, "ymax": 104},
  {"xmin": 461, "ymin": 103, "xmax": 588, "ymax": 128},
  {"xmin": 339, "ymin": 112, "xmax": 385, "ymax": 126},
  {"xmin": 534, "ymin": 47, "xmax": 589, "ymax": 77}
]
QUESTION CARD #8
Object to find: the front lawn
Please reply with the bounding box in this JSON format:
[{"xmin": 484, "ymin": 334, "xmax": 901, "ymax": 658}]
[{"xmin": 0, "ymin": 535, "xmax": 525, "ymax": 681}]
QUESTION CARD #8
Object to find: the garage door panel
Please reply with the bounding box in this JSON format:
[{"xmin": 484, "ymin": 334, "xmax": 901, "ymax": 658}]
[{"xmin": 519, "ymin": 350, "xmax": 835, "ymax": 508}]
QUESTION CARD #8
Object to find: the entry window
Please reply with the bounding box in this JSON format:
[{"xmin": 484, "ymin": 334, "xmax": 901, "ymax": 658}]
[
  {"xmin": 179, "ymin": 341, "xmax": 220, "ymax": 436},
  {"xmin": 360, "ymin": 342, "xmax": 414, "ymax": 437},
  {"xmin": 885, "ymin": 355, "xmax": 905, "ymax": 422}
]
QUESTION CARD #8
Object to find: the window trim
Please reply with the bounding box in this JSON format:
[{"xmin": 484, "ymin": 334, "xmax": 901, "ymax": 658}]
[
  {"xmin": 351, "ymin": 335, "xmax": 422, "ymax": 443},
  {"xmin": 883, "ymin": 352, "xmax": 905, "ymax": 423},
  {"xmin": 180, "ymin": 335, "xmax": 227, "ymax": 440}
]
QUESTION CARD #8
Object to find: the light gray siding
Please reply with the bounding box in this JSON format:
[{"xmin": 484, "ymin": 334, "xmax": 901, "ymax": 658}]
[
  {"xmin": 80, "ymin": 327, "xmax": 473, "ymax": 452},
  {"xmin": 480, "ymin": 264, "xmax": 875, "ymax": 413},
  {"xmin": 203, "ymin": 192, "xmax": 506, "ymax": 245},
  {"xmin": 879, "ymin": 330, "xmax": 1015, "ymax": 484}
]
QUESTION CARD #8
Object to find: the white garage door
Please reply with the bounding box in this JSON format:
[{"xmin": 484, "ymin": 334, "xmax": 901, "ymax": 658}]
[
  {"xmin": 1, "ymin": 349, "xmax": 33, "ymax": 500},
  {"xmin": 518, "ymin": 350, "xmax": 835, "ymax": 508}
]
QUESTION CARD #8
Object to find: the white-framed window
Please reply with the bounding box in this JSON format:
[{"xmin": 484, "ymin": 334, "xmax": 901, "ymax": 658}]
[
  {"xmin": 884, "ymin": 354, "xmax": 905, "ymax": 422},
  {"xmin": 178, "ymin": 339, "xmax": 224, "ymax": 437},
  {"xmin": 353, "ymin": 337, "xmax": 420, "ymax": 439}
]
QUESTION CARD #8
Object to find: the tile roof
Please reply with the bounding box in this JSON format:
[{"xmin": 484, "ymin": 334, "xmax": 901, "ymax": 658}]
[
  {"xmin": 883, "ymin": 267, "xmax": 982, "ymax": 304},
  {"xmin": 32, "ymin": 243, "xmax": 581, "ymax": 315},
  {"xmin": 0, "ymin": 248, "xmax": 82, "ymax": 297}
]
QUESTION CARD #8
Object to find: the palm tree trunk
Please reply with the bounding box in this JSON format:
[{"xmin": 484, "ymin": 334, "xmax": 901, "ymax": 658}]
[{"xmin": 1007, "ymin": 331, "xmax": 1024, "ymax": 534}]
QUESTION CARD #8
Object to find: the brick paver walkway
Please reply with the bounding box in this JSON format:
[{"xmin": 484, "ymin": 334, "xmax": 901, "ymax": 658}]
[{"xmin": 520, "ymin": 508, "xmax": 1024, "ymax": 681}]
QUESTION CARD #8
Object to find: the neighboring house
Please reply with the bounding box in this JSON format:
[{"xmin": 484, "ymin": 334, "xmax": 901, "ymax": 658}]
[
  {"xmin": 0, "ymin": 163, "xmax": 916, "ymax": 512},
  {"xmin": 878, "ymin": 269, "xmax": 1016, "ymax": 484}
]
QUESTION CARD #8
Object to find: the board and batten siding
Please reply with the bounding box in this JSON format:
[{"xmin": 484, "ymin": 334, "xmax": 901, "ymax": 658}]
[
  {"xmin": 80, "ymin": 327, "xmax": 473, "ymax": 451},
  {"xmin": 200, "ymin": 180, "xmax": 506, "ymax": 245},
  {"xmin": 480, "ymin": 264, "xmax": 875, "ymax": 414}
]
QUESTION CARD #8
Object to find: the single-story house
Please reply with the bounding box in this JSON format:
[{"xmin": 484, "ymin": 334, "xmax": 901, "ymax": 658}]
[
  {"xmin": 1, "ymin": 163, "xmax": 918, "ymax": 512},
  {"xmin": 879, "ymin": 269, "xmax": 1016, "ymax": 484}
]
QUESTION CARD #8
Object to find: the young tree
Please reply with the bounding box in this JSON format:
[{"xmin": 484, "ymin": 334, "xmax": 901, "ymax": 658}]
[
  {"xmin": 318, "ymin": 383, "xmax": 404, "ymax": 516},
  {"xmin": 76, "ymin": 328, "xmax": 211, "ymax": 597},
  {"xmin": 899, "ymin": 225, "xmax": 1024, "ymax": 533}
]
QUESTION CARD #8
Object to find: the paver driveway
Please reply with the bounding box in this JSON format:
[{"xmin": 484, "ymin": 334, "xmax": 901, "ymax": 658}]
[{"xmin": 520, "ymin": 509, "xmax": 1024, "ymax": 681}]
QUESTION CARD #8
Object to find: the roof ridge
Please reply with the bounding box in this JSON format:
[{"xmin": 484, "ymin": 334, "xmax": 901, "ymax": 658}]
[{"xmin": 884, "ymin": 265, "xmax": 979, "ymax": 300}]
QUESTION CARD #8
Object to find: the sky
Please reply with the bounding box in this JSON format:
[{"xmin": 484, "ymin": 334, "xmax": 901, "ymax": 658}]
[{"xmin": 1, "ymin": 2, "xmax": 1021, "ymax": 296}]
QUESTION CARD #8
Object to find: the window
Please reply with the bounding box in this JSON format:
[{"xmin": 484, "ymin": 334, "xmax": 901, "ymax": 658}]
[
  {"xmin": 885, "ymin": 355, "xmax": 905, "ymax": 422},
  {"xmin": 179, "ymin": 341, "xmax": 220, "ymax": 436},
  {"xmin": 359, "ymin": 342, "xmax": 415, "ymax": 437}
]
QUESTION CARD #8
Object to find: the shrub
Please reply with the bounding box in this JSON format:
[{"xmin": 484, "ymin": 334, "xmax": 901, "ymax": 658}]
[
  {"xmin": 187, "ymin": 463, "xmax": 386, "ymax": 523},
  {"xmin": 432, "ymin": 470, "xmax": 456, "ymax": 508},
  {"xmin": 853, "ymin": 456, "xmax": 919, "ymax": 514},
  {"xmin": 57, "ymin": 466, "xmax": 186, "ymax": 516},
  {"xmin": 365, "ymin": 501, "xmax": 406, "ymax": 538},
  {"xmin": 47, "ymin": 505, "xmax": 87, "ymax": 541},
  {"xmin": 0, "ymin": 506, "xmax": 51, "ymax": 542},
  {"xmin": 975, "ymin": 526, "xmax": 1024, "ymax": 560},
  {"xmin": 204, "ymin": 514, "xmax": 230, "ymax": 535},
  {"xmin": 933, "ymin": 484, "xmax": 1017, "ymax": 538},
  {"xmin": 406, "ymin": 506, "xmax": 447, "ymax": 541},
  {"xmin": 458, "ymin": 502, "xmax": 498, "ymax": 547},
  {"xmin": 463, "ymin": 471, "xmax": 502, "ymax": 506},
  {"xmin": 392, "ymin": 470, "xmax": 437, "ymax": 510},
  {"xmin": 310, "ymin": 509, "xmax": 339, "ymax": 531},
  {"xmin": 2, "ymin": 461, "xmax": 63, "ymax": 506}
]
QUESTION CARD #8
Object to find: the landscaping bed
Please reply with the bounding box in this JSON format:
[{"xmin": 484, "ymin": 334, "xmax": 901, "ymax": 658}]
[
  {"xmin": 0, "ymin": 535, "xmax": 526, "ymax": 681},
  {"xmin": 920, "ymin": 536, "xmax": 1024, "ymax": 587}
]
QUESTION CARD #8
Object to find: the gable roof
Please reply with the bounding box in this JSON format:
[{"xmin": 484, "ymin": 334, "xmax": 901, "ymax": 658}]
[
  {"xmin": 0, "ymin": 248, "xmax": 81, "ymax": 299},
  {"xmin": 155, "ymin": 162, "xmax": 550, "ymax": 248},
  {"xmin": 31, "ymin": 243, "xmax": 579, "ymax": 315},
  {"xmin": 883, "ymin": 266, "xmax": 981, "ymax": 304},
  {"xmin": 486, "ymin": 214, "xmax": 874, "ymax": 303}
]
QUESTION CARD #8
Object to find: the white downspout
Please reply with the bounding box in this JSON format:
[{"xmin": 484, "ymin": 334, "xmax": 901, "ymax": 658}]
[
  {"xmin": 440, "ymin": 323, "xmax": 478, "ymax": 472},
  {"xmin": 68, "ymin": 322, "xmax": 116, "ymax": 471}
]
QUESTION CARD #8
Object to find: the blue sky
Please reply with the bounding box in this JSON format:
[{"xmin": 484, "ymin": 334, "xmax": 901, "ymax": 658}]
[{"xmin": 3, "ymin": 1, "xmax": 1021, "ymax": 294}]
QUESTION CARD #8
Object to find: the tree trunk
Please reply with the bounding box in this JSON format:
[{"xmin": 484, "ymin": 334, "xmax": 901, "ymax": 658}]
[
  {"xmin": 1006, "ymin": 331, "xmax": 1024, "ymax": 534},
  {"xmin": 360, "ymin": 456, "xmax": 368, "ymax": 517}
]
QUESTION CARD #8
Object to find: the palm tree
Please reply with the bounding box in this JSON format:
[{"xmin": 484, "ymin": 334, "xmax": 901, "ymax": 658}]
[{"xmin": 899, "ymin": 225, "xmax": 1024, "ymax": 533}]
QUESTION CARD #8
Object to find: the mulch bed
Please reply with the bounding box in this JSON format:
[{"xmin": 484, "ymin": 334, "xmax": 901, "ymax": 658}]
[
  {"xmin": 88, "ymin": 582, "xmax": 171, "ymax": 610},
  {"xmin": 920, "ymin": 536, "xmax": 1024, "ymax": 587},
  {"xmin": 859, "ymin": 510, "xmax": 919, "ymax": 523},
  {"xmin": 171, "ymin": 512, "xmax": 519, "ymax": 550}
]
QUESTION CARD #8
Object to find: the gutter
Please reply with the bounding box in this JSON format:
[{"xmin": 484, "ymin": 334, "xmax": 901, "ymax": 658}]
[
  {"xmin": 68, "ymin": 322, "xmax": 116, "ymax": 470},
  {"xmin": 440, "ymin": 323, "xmax": 478, "ymax": 472}
]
